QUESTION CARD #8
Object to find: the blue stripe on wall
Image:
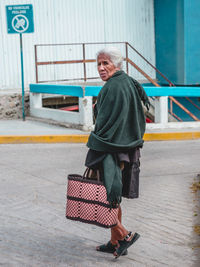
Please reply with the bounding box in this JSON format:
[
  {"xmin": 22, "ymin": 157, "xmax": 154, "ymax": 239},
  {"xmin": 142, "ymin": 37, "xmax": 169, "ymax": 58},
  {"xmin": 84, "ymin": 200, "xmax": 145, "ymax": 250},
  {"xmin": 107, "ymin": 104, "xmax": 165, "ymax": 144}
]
[
  {"xmin": 154, "ymin": 0, "xmax": 184, "ymax": 84},
  {"xmin": 184, "ymin": 0, "xmax": 200, "ymax": 84}
]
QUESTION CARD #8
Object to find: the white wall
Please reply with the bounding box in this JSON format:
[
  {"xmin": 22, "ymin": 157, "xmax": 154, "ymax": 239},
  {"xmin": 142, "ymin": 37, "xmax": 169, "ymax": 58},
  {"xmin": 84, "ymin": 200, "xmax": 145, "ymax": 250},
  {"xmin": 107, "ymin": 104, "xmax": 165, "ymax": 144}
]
[{"xmin": 0, "ymin": 0, "xmax": 155, "ymax": 90}]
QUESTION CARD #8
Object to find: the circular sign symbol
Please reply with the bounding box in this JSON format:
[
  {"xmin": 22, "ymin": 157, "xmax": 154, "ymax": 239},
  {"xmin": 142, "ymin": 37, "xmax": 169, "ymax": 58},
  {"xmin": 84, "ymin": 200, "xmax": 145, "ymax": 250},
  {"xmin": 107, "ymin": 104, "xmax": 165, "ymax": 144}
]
[{"xmin": 12, "ymin": 15, "xmax": 29, "ymax": 33}]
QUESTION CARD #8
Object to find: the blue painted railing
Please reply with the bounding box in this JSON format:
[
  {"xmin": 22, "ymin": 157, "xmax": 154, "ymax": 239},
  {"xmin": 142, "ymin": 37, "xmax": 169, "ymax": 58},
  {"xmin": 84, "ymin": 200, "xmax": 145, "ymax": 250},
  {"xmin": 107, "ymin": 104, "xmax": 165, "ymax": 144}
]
[
  {"xmin": 85, "ymin": 86, "xmax": 200, "ymax": 97},
  {"xmin": 30, "ymin": 84, "xmax": 200, "ymax": 97},
  {"xmin": 143, "ymin": 86, "xmax": 200, "ymax": 97},
  {"xmin": 30, "ymin": 84, "xmax": 83, "ymax": 97},
  {"xmin": 85, "ymin": 86, "xmax": 102, "ymax": 96}
]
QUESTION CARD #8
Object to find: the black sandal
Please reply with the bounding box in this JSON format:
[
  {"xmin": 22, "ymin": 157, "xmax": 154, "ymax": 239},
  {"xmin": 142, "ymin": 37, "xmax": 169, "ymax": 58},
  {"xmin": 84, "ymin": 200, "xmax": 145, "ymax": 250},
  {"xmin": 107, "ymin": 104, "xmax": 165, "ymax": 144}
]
[
  {"xmin": 96, "ymin": 241, "xmax": 128, "ymax": 255},
  {"xmin": 114, "ymin": 232, "xmax": 140, "ymax": 259}
]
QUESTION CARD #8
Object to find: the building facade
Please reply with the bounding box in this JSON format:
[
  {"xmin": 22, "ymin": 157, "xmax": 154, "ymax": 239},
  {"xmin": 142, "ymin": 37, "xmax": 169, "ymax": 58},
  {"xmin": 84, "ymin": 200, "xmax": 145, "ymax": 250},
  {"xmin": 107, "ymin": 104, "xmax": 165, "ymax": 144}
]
[
  {"xmin": 0, "ymin": 0, "xmax": 155, "ymax": 91},
  {"xmin": 155, "ymin": 0, "xmax": 200, "ymax": 85}
]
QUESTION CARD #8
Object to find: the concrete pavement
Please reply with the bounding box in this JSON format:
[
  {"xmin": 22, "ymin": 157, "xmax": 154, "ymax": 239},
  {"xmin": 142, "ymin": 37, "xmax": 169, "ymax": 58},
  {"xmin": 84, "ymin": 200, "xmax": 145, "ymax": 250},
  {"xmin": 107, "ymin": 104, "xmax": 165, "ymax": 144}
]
[
  {"xmin": 0, "ymin": 118, "xmax": 200, "ymax": 144},
  {"xmin": 0, "ymin": 118, "xmax": 90, "ymax": 144},
  {"xmin": 0, "ymin": 140, "xmax": 200, "ymax": 266}
]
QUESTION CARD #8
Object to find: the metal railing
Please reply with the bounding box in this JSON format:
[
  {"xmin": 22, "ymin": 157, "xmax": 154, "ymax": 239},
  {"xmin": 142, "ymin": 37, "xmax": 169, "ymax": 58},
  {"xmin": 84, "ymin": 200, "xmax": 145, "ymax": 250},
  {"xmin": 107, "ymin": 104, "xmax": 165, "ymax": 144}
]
[
  {"xmin": 34, "ymin": 41, "xmax": 200, "ymax": 121},
  {"xmin": 35, "ymin": 41, "xmax": 164, "ymax": 83},
  {"xmin": 124, "ymin": 43, "xmax": 199, "ymax": 121}
]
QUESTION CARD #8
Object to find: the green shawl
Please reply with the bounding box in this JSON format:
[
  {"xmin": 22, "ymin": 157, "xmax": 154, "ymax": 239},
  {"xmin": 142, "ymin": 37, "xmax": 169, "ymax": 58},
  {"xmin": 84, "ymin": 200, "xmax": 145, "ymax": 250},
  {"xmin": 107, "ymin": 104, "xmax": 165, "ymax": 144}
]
[{"xmin": 87, "ymin": 70, "xmax": 149, "ymax": 205}]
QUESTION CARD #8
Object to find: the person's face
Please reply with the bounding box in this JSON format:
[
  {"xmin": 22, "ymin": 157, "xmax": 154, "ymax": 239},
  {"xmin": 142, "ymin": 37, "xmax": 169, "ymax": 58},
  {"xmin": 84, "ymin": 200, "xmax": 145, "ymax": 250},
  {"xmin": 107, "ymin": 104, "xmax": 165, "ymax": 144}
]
[{"xmin": 97, "ymin": 54, "xmax": 119, "ymax": 81}]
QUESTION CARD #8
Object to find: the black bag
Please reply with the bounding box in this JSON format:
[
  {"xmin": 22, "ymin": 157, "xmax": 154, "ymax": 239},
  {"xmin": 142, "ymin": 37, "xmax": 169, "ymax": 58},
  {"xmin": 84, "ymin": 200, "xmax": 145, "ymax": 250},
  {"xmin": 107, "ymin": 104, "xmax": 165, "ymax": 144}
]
[{"xmin": 122, "ymin": 160, "xmax": 140, "ymax": 199}]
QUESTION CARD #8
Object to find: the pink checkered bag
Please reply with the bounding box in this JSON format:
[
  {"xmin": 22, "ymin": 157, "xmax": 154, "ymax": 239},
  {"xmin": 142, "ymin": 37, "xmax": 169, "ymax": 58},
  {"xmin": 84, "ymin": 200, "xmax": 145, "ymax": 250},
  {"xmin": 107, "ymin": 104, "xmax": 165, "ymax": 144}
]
[{"xmin": 66, "ymin": 169, "xmax": 118, "ymax": 228}]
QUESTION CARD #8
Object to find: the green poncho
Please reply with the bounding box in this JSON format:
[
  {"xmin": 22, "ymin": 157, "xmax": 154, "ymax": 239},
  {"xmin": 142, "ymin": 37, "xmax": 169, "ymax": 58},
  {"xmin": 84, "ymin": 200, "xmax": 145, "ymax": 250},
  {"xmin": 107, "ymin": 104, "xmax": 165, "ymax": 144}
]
[{"xmin": 87, "ymin": 70, "xmax": 149, "ymax": 205}]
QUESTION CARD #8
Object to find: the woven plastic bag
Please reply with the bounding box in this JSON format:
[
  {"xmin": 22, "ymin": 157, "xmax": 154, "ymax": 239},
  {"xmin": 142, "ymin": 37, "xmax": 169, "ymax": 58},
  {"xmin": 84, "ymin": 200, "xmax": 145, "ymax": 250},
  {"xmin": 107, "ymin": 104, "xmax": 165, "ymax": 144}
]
[{"xmin": 66, "ymin": 169, "xmax": 118, "ymax": 228}]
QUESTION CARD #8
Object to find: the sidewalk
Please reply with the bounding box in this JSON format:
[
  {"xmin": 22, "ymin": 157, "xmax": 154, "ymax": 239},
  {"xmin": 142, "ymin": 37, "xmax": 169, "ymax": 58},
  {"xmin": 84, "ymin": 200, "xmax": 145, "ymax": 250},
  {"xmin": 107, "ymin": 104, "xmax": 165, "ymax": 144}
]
[
  {"xmin": 0, "ymin": 118, "xmax": 89, "ymax": 144},
  {"xmin": 0, "ymin": 118, "xmax": 200, "ymax": 144}
]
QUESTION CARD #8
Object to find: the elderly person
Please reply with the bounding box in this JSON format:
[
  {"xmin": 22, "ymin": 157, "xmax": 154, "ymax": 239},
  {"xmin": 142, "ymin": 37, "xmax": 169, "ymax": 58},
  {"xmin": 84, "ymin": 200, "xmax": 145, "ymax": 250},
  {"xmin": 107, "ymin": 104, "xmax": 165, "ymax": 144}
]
[{"xmin": 85, "ymin": 47, "xmax": 149, "ymax": 258}]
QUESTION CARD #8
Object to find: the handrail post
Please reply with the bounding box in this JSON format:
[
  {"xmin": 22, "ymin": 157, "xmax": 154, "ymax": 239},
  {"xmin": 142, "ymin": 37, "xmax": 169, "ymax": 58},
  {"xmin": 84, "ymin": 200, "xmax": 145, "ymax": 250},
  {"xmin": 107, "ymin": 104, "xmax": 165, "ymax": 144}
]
[
  {"xmin": 83, "ymin": 44, "xmax": 86, "ymax": 81},
  {"xmin": 34, "ymin": 45, "xmax": 38, "ymax": 83},
  {"xmin": 170, "ymin": 98, "xmax": 173, "ymax": 115},
  {"xmin": 125, "ymin": 42, "xmax": 129, "ymax": 75}
]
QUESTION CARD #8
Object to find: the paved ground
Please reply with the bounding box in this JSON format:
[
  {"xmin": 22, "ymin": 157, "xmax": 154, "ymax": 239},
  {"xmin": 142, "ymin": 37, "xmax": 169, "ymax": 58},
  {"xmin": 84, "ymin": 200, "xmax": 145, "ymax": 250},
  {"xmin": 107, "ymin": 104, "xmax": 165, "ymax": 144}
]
[
  {"xmin": 0, "ymin": 140, "xmax": 200, "ymax": 266},
  {"xmin": 0, "ymin": 118, "xmax": 88, "ymax": 136},
  {"xmin": 1, "ymin": 118, "xmax": 200, "ymax": 136},
  {"xmin": 1, "ymin": 119, "xmax": 200, "ymax": 145}
]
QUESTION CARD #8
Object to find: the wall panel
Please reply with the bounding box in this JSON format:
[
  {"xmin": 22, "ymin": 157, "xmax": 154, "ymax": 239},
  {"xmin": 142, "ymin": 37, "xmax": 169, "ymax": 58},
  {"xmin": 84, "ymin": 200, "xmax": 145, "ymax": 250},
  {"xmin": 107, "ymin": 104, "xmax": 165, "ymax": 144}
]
[{"xmin": 0, "ymin": 0, "xmax": 155, "ymax": 90}]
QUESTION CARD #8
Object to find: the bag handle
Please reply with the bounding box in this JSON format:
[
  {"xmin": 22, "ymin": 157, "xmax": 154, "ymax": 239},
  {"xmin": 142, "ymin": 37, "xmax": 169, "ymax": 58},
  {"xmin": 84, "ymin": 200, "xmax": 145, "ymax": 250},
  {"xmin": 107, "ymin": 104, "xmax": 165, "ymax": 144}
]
[{"xmin": 83, "ymin": 168, "xmax": 100, "ymax": 181}]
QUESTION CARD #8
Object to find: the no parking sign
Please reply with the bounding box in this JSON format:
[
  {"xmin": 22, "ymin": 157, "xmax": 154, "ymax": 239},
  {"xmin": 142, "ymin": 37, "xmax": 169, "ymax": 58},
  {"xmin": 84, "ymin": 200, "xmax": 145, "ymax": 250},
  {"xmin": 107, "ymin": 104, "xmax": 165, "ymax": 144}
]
[
  {"xmin": 6, "ymin": 4, "xmax": 34, "ymax": 121},
  {"xmin": 6, "ymin": 4, "xmax": 34, "ymax": 34}
]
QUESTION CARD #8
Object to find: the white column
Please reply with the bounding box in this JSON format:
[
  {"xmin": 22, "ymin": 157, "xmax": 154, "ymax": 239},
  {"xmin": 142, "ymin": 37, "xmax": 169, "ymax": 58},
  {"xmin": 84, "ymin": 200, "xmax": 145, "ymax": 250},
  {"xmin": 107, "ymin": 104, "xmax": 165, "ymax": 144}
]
[
  {"xmin": 154, "ymin": 96, "xmax": 168, "ymax": 124},
  {"xmin": 79, "ymin": 96, "xmax": 93, "ymax": 130},
  {"xmin": 30, "ymin": 92, "xmax": 42, "ymax": 110}
]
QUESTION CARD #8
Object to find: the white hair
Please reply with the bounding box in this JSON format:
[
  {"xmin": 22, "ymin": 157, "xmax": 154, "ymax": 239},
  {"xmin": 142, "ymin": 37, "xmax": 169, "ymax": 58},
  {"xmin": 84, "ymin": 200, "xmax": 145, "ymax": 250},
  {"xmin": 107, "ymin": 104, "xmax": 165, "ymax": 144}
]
[{"xmin": 96, "ymin": 47, "xmax": 124, "ymax": 70}]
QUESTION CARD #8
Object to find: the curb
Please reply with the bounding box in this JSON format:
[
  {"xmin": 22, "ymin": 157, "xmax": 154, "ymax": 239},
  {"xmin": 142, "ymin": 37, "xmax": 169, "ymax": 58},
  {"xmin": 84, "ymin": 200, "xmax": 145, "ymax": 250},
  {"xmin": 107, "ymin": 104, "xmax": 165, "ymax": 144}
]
[
  {"xmin": 0, "ymin": 132, "xmax": 200, "ymax": 144},
  {"xmin": 144, "ymin": 131, "xmax": 200, "ymax": 141},
  {"xmin": 0, "ymin": 135, "xmax": 89, "ymax": 144}
]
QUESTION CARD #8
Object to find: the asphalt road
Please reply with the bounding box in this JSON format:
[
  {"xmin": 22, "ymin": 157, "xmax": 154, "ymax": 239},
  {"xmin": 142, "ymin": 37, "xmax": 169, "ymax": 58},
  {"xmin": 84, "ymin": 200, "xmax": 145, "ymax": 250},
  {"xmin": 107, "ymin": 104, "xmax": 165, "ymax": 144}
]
[{"xmin": 0, "ymin": 140, "xmax": 200, "ymax": 267}]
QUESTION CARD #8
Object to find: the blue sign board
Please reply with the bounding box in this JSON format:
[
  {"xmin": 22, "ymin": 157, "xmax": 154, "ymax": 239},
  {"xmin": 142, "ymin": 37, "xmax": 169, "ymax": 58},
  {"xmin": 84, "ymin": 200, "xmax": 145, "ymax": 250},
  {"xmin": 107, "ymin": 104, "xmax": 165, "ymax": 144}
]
[{"xmin": 6, "ymin": 4, "xmax": 34, "ymax": 34}]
